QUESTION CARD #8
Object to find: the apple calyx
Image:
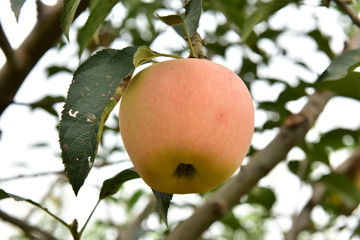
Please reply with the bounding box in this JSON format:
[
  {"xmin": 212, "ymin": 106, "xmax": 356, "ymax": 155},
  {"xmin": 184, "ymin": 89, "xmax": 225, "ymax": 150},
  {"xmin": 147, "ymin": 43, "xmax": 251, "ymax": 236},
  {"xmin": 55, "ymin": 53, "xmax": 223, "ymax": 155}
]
[{"xmin": 174, "ymin": 163, "xmax": 196, "ymax": 178}]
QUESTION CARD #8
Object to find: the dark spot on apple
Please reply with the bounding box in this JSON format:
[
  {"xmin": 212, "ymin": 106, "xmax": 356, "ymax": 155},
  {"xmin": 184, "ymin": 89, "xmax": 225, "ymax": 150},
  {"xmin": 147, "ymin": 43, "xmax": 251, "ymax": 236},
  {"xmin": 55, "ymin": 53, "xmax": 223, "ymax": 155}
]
[{"xmin": 174, "ymin": 163, "xmax": 196, "ymax": 178}]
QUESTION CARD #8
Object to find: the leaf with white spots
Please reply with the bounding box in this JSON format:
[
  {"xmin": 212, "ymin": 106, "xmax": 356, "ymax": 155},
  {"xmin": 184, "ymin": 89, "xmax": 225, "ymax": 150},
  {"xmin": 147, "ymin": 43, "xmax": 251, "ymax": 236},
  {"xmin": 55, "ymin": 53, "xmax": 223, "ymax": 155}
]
[{"xmin": 59, "ymin": 46, "xmax": 138, "ymax": 195}]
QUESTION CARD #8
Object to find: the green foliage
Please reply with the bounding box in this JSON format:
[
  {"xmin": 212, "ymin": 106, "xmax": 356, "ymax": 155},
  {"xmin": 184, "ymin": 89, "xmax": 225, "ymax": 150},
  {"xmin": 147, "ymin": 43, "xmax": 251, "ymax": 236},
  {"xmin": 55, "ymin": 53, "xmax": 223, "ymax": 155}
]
[
  {"xmin": 99, "ymin": 168, "xmax": 140, "ymax": 199},
  {"xmin": 59, "ymin": 47, "xmax": 138, "ymax": 195},
  {"xmin": 151, "ymin": 190, "xmax": 173, "ymax": 226},
  {"xmin": 61, "ymin": 0, "xmax": 82, "ymax": 40},
  {"xmin": 241, "ymin": 0, "xmax": 289, "ymax": 42},
  {"xmin": 77, "ymin": 0, "xmax": 122, "ymax": 54}
]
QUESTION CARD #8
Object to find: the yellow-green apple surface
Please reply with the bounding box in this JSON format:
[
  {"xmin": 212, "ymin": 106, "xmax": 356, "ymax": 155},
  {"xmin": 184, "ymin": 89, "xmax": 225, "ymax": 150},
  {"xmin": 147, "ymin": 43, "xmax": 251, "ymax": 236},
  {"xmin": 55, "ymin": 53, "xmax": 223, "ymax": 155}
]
[{"xmin": 119, "ymin": 58, "xmax": 254, "ymax": 194}]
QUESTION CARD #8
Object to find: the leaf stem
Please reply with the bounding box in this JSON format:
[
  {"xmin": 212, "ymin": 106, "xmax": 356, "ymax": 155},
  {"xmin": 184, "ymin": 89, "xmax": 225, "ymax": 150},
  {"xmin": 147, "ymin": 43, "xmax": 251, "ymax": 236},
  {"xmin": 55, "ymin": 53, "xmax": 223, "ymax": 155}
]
[
  {"xmin": 79, "ymin": 200, "xmax": 100, "ymax": 237},
  {"xmin": 182, "ymin": 23, "xmax": 196, "ymax": 58}
]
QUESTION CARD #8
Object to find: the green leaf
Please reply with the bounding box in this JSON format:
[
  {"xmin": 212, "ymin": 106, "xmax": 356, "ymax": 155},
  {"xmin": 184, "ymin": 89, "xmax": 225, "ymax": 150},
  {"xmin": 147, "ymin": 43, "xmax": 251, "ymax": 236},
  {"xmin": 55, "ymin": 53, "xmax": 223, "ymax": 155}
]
[
  {"xmin": 157, "ymin": 0, "xmax": 202, "ymax": 38},
  {"xmin": 30, "ymin": 96, "xmax": 65, "ymax": 117},
  {"xmin": 61, "ymin": 0, "xmax": 82, "ymax": 40},
  {"xmin": 173, "ymin": 0, "xmax": 202, "ymax": 37},
  {"xmin": 10, "ymin": 0, "xmax": 26, "ymax": 21},
  {"xmin": 308, "ymin": 29, "xmax": 334, "ymax": 58},
  {"xmin": 314, "ymin": 72, "xmax": 360, "ymax": 100},
  {"xmin": 0, "ymin": 189, "xmax": 11, "ymax": 200},
  {"xmin": 318, "ymin": 49, "xmax": 360, "ymax": 81},
  {"xmin": 247, "ymin": 186, "xmax": 276, "ymax": 210},
  {"xmin": 132, "ymin": 45, "xmax": 159, "ymax": 67},
  {"xmin": 242, "ymin": 0, "xmax": 288, "ymax": 42},
  {"xmin": 59, "ymin": 46, "xmax": 138, "ymax": 195},
  {"xmin": 157, "ymin": 14, "xmax": 184, "ymax": 26},
  {"xmin": 99, "ymin": 168, "xmax": 140, "ymax": 199},
  {"xmin": 77, "ymin": 0, "xmax": 121, "ymax": 55},
  {"xmin": 318, "ymin": 173, "xmax": 360, "ymax": 207},
  {"xmin": 46, "ymin": 65, "xmax": 73, "ymax": 77},
  {"xmin": 152, "ymin": 189, "xmax": 173, "ymax": 226}
]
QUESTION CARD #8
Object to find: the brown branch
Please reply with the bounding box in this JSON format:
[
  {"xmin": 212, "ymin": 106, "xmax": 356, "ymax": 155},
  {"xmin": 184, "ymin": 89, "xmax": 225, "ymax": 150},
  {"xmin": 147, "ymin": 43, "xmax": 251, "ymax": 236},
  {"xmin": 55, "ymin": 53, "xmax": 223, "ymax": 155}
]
[
  {"xmin": 0, "ymin": 23, "xmax": 16, "ymax": 64},
  {"xmin": 0, "ymin": 0, "xmax": 89, "ymax": 117},
  {"xmin": 0, "ymin": 209, "xmax": 59, "ymax": 240},
  {"xmin": 333, "ymin": 0, "xmax": 360, "ymax": 28},
  {"xmin": 117, "ymin": 196, "xmax": 156, "ymax": 240}
]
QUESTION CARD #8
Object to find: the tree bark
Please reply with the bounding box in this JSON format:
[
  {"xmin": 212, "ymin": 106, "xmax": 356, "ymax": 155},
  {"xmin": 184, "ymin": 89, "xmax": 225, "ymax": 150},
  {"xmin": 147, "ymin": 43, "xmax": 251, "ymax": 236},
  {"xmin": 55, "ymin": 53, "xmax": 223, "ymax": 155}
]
[{"xmin": 0, "ymin": 0, "xmax": 88, "ymax": 117}]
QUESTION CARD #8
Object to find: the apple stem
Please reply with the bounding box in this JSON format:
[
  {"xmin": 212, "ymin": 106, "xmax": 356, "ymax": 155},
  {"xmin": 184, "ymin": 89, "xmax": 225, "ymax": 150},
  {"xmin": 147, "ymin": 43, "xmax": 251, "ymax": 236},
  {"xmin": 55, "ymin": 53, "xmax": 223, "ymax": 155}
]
[{"xmin": 189, "ymin": 33, "xmax": 207, "ymax": 59}]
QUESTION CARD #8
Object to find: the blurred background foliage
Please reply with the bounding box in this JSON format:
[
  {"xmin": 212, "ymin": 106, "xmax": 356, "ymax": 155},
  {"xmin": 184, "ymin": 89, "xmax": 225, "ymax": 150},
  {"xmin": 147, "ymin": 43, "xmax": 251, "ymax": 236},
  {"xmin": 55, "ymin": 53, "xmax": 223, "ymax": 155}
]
[{"xmin": 1, "ymin": 0, "xmax": 360, "ymax": 239}]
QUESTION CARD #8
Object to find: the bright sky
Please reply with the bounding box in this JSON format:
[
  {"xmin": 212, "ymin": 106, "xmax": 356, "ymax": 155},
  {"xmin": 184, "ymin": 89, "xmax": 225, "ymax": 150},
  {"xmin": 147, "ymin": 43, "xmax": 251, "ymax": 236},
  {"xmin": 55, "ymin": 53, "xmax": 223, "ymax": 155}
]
[{"xmin": 1, "ymin": 1, "xmax": 360, "ymax": 239}]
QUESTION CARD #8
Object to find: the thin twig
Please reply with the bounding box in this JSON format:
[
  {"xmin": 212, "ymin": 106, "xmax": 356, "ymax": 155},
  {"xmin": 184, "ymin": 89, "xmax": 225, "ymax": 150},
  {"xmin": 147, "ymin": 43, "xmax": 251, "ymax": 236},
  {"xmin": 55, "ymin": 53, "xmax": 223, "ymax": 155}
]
[
  {"xmin": 333, "ymin": 0, "xmax": 360, "ymax": 28},
  {"xmin": 0, "ymin": 209, "xmax": 60, "ymax": 240},
  {"xmin": 0, "ymin": 170, "xmax": 64, "ymax": 182},
  {"xmin": 118, "ymin": 196, "xmax": 156, "ymax": 240}
]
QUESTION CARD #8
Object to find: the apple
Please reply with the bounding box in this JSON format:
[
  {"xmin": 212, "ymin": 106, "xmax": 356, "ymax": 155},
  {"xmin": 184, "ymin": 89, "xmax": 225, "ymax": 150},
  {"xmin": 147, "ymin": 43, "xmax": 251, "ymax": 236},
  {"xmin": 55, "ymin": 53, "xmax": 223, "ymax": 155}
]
[{"xmin": 119, "ymin": 58, "xmax": 254, "ymax": 194}]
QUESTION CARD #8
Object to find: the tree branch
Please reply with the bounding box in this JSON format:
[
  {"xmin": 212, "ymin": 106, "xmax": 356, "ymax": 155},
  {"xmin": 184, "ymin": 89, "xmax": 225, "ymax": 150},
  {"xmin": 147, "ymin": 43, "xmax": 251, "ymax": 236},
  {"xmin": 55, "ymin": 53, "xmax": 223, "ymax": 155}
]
[
  {"xmin": 118, "ymin": 196, "xmax": 156, "ymax": 240},
  {"xmin": 0, "ymin": 23, "xmax": 16, "ymax": 64},
  {"xmin": 333, "ymin": 0, "xmax": 360, "ymax": 28},
  {"xmin": 166, "ymin": 30, "xmax": 360, "ymax": 240},
  {"xmin": 0, "ymin": 209, "xmax": 59, "ymax": 240},
  {"xmin": 0, "ymin": 0, "xmax": 89, "ymax": 117}
]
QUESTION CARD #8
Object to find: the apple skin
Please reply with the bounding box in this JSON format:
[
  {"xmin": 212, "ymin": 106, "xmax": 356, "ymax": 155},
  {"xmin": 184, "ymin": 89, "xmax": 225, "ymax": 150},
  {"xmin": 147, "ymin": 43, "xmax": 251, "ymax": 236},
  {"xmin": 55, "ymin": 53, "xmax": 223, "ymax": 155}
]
[{"xmin": 119, "ymin": 58, "xmax": 254, "ymax": 194}]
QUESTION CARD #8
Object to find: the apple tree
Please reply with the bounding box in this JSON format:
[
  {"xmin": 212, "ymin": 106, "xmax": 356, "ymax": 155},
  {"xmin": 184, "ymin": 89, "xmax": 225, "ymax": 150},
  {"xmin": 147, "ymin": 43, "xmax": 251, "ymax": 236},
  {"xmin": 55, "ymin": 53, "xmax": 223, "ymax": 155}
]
[{"xmin": 0, "ymin": 0, "xmax": 360, "ymax": 239}]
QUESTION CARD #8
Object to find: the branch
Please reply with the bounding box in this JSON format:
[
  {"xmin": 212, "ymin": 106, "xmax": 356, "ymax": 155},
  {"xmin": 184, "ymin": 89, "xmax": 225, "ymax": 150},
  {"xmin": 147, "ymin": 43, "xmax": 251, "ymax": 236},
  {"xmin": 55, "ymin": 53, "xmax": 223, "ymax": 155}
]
[
  {"xmin": 117, "ymin": 196, "xmax": 156, "ymax": 240},
  {"xmin": 286, "ymin": 148, "xmax": 360, "ymax": 240},
  {"xmin": 0, "ymin": 209, "xmax": 59, "ymax": 240},
  {"xmin": 0, "ymin": 0, "xmax": 89, "ymax": 117},
  {"xmin": 0, "ymin": 23, "xmax": 16, "ymax": 64},
  {"xmin": 333, "ymin": 0, "xmax": 360, "ymax": 28}
]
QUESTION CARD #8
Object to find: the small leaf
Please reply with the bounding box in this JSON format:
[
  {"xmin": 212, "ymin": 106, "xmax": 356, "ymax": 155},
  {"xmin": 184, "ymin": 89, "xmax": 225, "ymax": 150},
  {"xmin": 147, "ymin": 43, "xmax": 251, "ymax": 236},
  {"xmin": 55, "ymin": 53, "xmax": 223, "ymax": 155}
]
[
  {"xmin": 314, "ymin": 72, "xmax": 360, "ymax": 100},
  {"xmin": 0, "ymin": 189, "xmax": 11, "ymax": 200},
  {"xmin": 59, "ymin": 46, "xmax": 138, "ymax": 195},
  {"xmin": 152, "ymin": 189, "xmax": 173, "ymax": 226},
  {"xmin": 46, "ymin": 66, "xmax": 73, "ymax": 77},
  {"xmin": 308, "ymin": 30, "xmax": 334, "ymax": 58},
  {"xmin": 133, "ymin": 46, "xmax": 159, "ymax": 67},
  {"xmin": 10, "ymin": 0, "xmax": 26, "ymax": 21},
  {"xmin": 318, "ymin": 173, "xmax": 360, "ymax": 207},
  {"xmin": 99, "ymin": 168, "xmax": 140, "ymax": 199},
  {"xmin": 318, "ymin": 49, "xmax": 360, "ymax": 81},
  {"xmin": 173, "ymin": 0, "xmax": 202, "ymax": 37},
  {"xmin": 77, "ymin": 0, "xmax": 121, "ymax": 55},
  {"xmin": 30, "ymin": 96, "xmax": 65, "ymax": 116},
  {"xmin": 181, "ymin": 0, "xmax": 202, "ymax": 35},
  {"xmin": 247, "ymin": 186, "xmax": 276, "ymax": 210},
  {"xmin": 60, "ymin": 0, "xmax": 82, "ymax": 40},
  {"xmin": 242, "ymin": 0, "xmax": 288, "ymax": 42},
  {"xmin": 157, "ymin": 14, "xmax": 184, "ymax": 26}
]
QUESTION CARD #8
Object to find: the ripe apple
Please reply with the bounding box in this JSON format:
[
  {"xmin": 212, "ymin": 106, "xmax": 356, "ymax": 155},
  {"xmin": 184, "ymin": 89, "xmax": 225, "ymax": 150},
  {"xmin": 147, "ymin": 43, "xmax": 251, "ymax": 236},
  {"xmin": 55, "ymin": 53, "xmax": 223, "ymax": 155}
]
[{"xmin": 119, "ymin": 58, "xmax": 254, "ymax": 194}]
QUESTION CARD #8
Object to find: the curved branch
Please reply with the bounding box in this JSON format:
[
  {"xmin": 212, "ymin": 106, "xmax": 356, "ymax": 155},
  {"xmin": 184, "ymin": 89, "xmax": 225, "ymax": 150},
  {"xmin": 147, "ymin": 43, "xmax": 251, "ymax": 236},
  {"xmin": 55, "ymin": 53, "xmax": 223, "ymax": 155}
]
[
  {"xmin": 0, "ymin": 209, "xmax": 59, "ymax": 240},
  {"xmin": 0, "ymin": 0, "xmax": 89, "ymax": 117},
  {"xmin": 333, "ymin": 0, "xmax": 360, "ymax": 28}
]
